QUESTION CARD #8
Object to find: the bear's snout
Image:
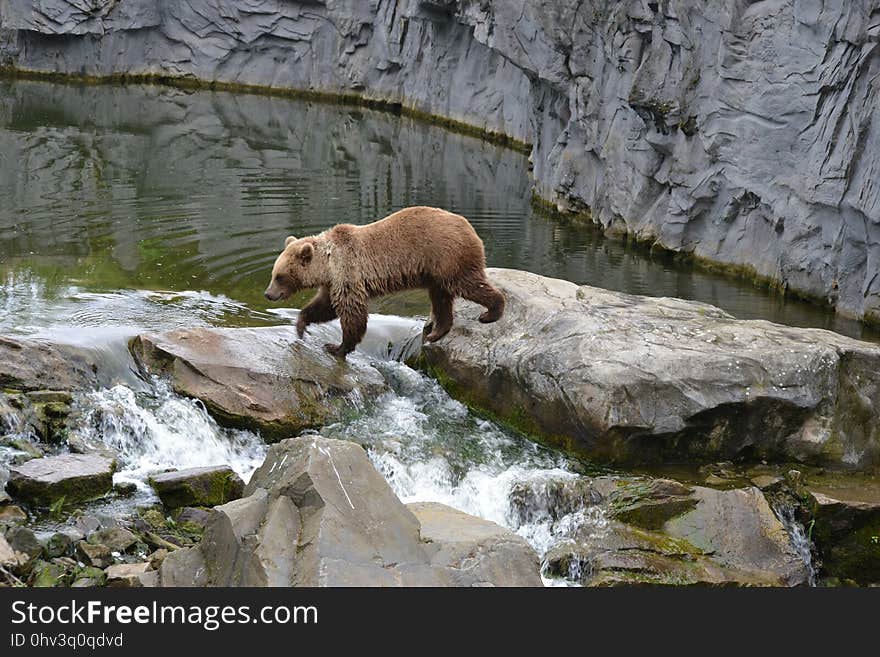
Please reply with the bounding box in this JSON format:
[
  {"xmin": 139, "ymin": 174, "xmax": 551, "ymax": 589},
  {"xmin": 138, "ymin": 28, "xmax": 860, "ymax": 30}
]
[{"xmin": 264, "ymin": 286, "xmax": 285, "ymax": 301}]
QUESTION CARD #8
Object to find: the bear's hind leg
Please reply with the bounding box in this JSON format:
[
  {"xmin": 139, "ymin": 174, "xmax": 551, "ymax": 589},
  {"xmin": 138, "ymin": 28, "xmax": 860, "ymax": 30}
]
[
  {"xmin": 425, "ymin": 286, "xmax": 453, "ymax": 342},
  {"xmin": 460, "ymin": 272, "xmax": 505, "ymax": 323}
]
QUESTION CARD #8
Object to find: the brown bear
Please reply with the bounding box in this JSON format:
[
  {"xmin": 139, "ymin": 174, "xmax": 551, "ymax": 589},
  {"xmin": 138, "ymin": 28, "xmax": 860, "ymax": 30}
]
[{"xmin": 263, "ymin": 206, "xmax": 505, "ymax": 358}]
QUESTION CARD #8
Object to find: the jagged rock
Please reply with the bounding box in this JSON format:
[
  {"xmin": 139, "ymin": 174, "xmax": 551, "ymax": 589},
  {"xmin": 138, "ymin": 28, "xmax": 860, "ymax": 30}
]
[
  {"xmin": 421, "ymin": 269, "xmax": 880, "ymax": 468},
  {"xmin": 160, "ymin": 436, "xmax": 542, "ymax": 587},
  {"xmin": 2, "ymin": 436, "xmax": 43, "ymax": 461},
  {"xmin": 112, "ymin": 481, "xmax": 137, "ymax": 497},
  {"xmin": 67, "ymin": 432, "xmax": 119, "ymax": 461},
  {"xmin": 408, "ymin": 502, "xmax": 543, "ymax": 587},
  {"xmin": 173, "ymin": 507, "xmax": 211, "ymax": 531},
  {"xmin": 147, "ymin": 549, "xmax": 169, "ymax": 570},
  {"xmin": 44, "ymin": 530, "xmax": 80, "ymax": 559},
  {"xmin": 0, "ymin": 466, "xmax": 9, "ymax": 505},
  {"xmin": 148, "ymin": 466, "xmax": 244, "ymax": 509},
  {"xmin": 0, "ymin": 505, "xmax": 27, "ymax": 525},
  {"xmin": 5, "ymin": 525, "xmax": 42, "ymax": 569},
  {"xmin": 76, "ymin": 541, "xmax": 114, "ymax": 569},
  {"xmin": 87, "ymin": 527, "xmax": 138, "ymax": 553},
  {"xmin": 7, "ymin": 454, "xmax": 116, "ymax": 505},
  {"xmin": 131, "ymin": 327, "xmax": 388, "ymax": 440},
  {"xmin": 509, "ymin": 475, "xmax": 606, "ymax": 526},
  {"xmin": 751, "ymin": 475, "xmax": 785, "ymax": 491},
  {"xmin": 71, "ymin": 514, "xmax": 110, "ymax": 535},
  {"xmin": 71, "ymin": 577, "xmax": 101, "ymax": 587},
  {"xmin": 661, "ymin": 487, "xmax": 808, "ymax": 586},
  {"xmin": 0, "ymin": 533, "xmax": 27, "ymax": 573},
  {"xmin": 808, "ymin": 487, "xmax": 880, "ymax": 585},
  {"xmin": 1, "ymin": 390, "xmax": 73, "ymax": 444},
  {"xmin": 537, "ymin": 474, "xmax": 809, "ymax": 586},
  {"xmin": 2, "ymin": 2, "xmax": 878, "ymax": 323},
  {"xmin": 30, "ymin": 560, "xmax": 69, "ymax": 587},
  {"xmin": 158, "ymin": 546, "xmax": 207, "ymax": 587},
  {"xmin": 70, "ymin": 565, "xmax": 106, "ymax": 587},
  {"xmin": 105, "ymin": 562, "xmax": 154, "ymax": 587}
]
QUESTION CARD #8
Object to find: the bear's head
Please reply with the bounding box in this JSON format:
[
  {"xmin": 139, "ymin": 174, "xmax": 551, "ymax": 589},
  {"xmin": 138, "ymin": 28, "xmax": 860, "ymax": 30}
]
[{"xmin": 264, "ymin": 235, "xmax": 327, "ymax": 301}]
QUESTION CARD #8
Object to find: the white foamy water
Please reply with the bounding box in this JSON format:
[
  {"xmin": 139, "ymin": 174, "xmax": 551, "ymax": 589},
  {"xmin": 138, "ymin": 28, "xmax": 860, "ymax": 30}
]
[
  {"xmin": 70, "ymin": 378, "xmax": 267, "ymax": 491},
  {"xmin": 56, "ymin": 342, "xmax": 600, "ymax": 585},
  {"xmin": 320, "ymin": 360, "xmax": 606, "ymax": 581},
  {"xmin": 774, "ymin": 502, "xmax": 818, "ymax": 587}
]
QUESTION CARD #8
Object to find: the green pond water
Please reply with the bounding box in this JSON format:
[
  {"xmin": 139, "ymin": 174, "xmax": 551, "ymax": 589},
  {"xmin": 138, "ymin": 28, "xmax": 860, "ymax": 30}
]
[{"xmin": 1, "ymin": 78, "xmax": 877, "ymax": 343}]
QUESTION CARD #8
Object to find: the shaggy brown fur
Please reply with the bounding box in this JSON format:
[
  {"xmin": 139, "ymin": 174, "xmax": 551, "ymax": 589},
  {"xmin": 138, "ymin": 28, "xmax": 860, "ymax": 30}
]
[{"xmin": 264, "ymin": 206, "xmax": 505, "ymax": 357}]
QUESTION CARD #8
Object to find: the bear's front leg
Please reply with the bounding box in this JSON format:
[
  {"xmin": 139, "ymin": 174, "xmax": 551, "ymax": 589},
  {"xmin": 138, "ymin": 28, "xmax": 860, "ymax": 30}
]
[
  {"xmin": 326, "ymin": 283, "xmax": 368, "ymax": 358},
  {"xmin": 297, "ymin": 286, "xmax": 337, "ymax": 338}
]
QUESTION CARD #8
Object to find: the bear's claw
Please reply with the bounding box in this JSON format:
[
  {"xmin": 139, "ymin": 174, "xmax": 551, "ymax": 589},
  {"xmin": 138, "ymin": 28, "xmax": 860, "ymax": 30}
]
[{"xmin": 324, "ymin": 342, "xmax": 346, "ymax": 358}]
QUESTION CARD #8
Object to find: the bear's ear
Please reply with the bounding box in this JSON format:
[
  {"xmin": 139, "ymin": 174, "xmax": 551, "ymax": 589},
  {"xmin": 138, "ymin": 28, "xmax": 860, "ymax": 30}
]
[
  {"xmin": 297, "ymin": 242, "xmax": 314, "ymax": 265},
  {"xmin": 285, "ymin": 235, "xmax": 297, "ymax": 247}
]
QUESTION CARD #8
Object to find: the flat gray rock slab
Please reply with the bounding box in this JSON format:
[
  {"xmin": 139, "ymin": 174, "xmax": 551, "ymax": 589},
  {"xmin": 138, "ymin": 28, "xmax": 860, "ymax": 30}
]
[
  {"xmin": 7, "ymin": 454, "xmax": 116, "ymax": 505},
  {"xmin": 149, "ymin": 466, "xmax": 244, "ymax": 509},
  {"xmin": 0, "ymin": 336, "xmax": 103, "ymax": 392},
  {"xmin": 422, "ymin": 268, "xmax": 880, "ymax": 468},
  {"xmin": 131, "ymin": 327, "xmax": 388, "ymax": 441}
]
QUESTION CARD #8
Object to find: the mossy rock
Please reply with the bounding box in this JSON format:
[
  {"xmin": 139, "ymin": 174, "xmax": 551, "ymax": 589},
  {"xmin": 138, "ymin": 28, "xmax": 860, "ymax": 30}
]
[
  {"xmin": 31, "ymin": 399, "xmax": 72, "ymax": 443},
  {"xmin": 606, "ymin": 479, "xmax": 697, "ymax": 529},
  {"xmin": 809, "ymin": 489, "xmax": 880, "ymax": 584},
  {"xmin": 30, "ymin": 560, "xmax": 71, "ymax": 587},
  {"xmin": 73, "ymin": 565, "xmax": 107, "ymax": 587},
  {"xmin": 6, "ymin": 454, "xmax": 115, "ymax": 506},
  {"xmin": 148, "ymin": 466, "xmax": 244, "ymax": 509}
]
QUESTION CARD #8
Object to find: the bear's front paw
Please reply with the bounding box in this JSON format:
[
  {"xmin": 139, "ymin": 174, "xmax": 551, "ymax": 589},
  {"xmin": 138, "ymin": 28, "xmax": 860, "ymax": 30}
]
[
  {"xmin": 424, "ymin": 328, "xmax": 450, "ymax": 343},
  {"xmin": 324, "ymin": 342, "xmax": 347, "ymax": 358},
  {"xmin": 296, "ymin": 317, "xmax": 307, "ymax": 338}
]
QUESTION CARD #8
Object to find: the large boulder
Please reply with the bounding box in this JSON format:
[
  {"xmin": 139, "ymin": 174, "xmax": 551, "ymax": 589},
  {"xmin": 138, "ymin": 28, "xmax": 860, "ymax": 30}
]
[
  {"xmin": 6, "ymin": 454, "xmax": 116, "ymax": 506},
  {"xmin": 409, "ymin": 502, "xmax": 542, "ymax": 587},
  {"xmin": 131, "ymin": 327, "xmax": 388, "ymax": 440},
  {"xmin": 661, "ymin": 486, "xmax": 808, "ymax": 586},
  {"xmin": 509, "ymin": 472, "xmax": 809, "ymax": 586},
  {"xmin": 160, "ymin": 436, "xmax": 542, "ymax": 587},
  {"xmin": 544, "ymin": 522, "xmax": 783, "ymax": 587},
  {"xmin": 148, "ymin": 466, "xmax": 244, "ymax": 509},
  {"xmin": 420, "ymin": 269, "xmax": 880, "ymax": 468},
  {"xmin": 808, "ymin": 486, "xmax": 880, "ymax": 584},
  {"xmin": 0, "ymin": 336, "xmax": 103, "ymax": 392}
]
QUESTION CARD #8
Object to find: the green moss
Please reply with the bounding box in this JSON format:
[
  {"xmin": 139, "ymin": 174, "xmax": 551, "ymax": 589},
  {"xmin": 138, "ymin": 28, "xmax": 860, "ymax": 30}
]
[
  {"xmin": 149, "ymin": 468, "xmax": 242, "ymax": 509},
  {"xmin": 32, "ymin": 400, "xmax": 72, "ymax": 443},
  {"xmin": 31, "ymin": 560, "xmax": 70, "ymax": 587},
  {"xmin": 607, "ymin": 482, "xmax": 698, "ymax": 529},
  {"xmin": 811, "ymin": 510, "xmax": 880, "ymax": 584},
  {"xmin": 74, "ymin": 565, "xmax": 107, "ymax": 587}
]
